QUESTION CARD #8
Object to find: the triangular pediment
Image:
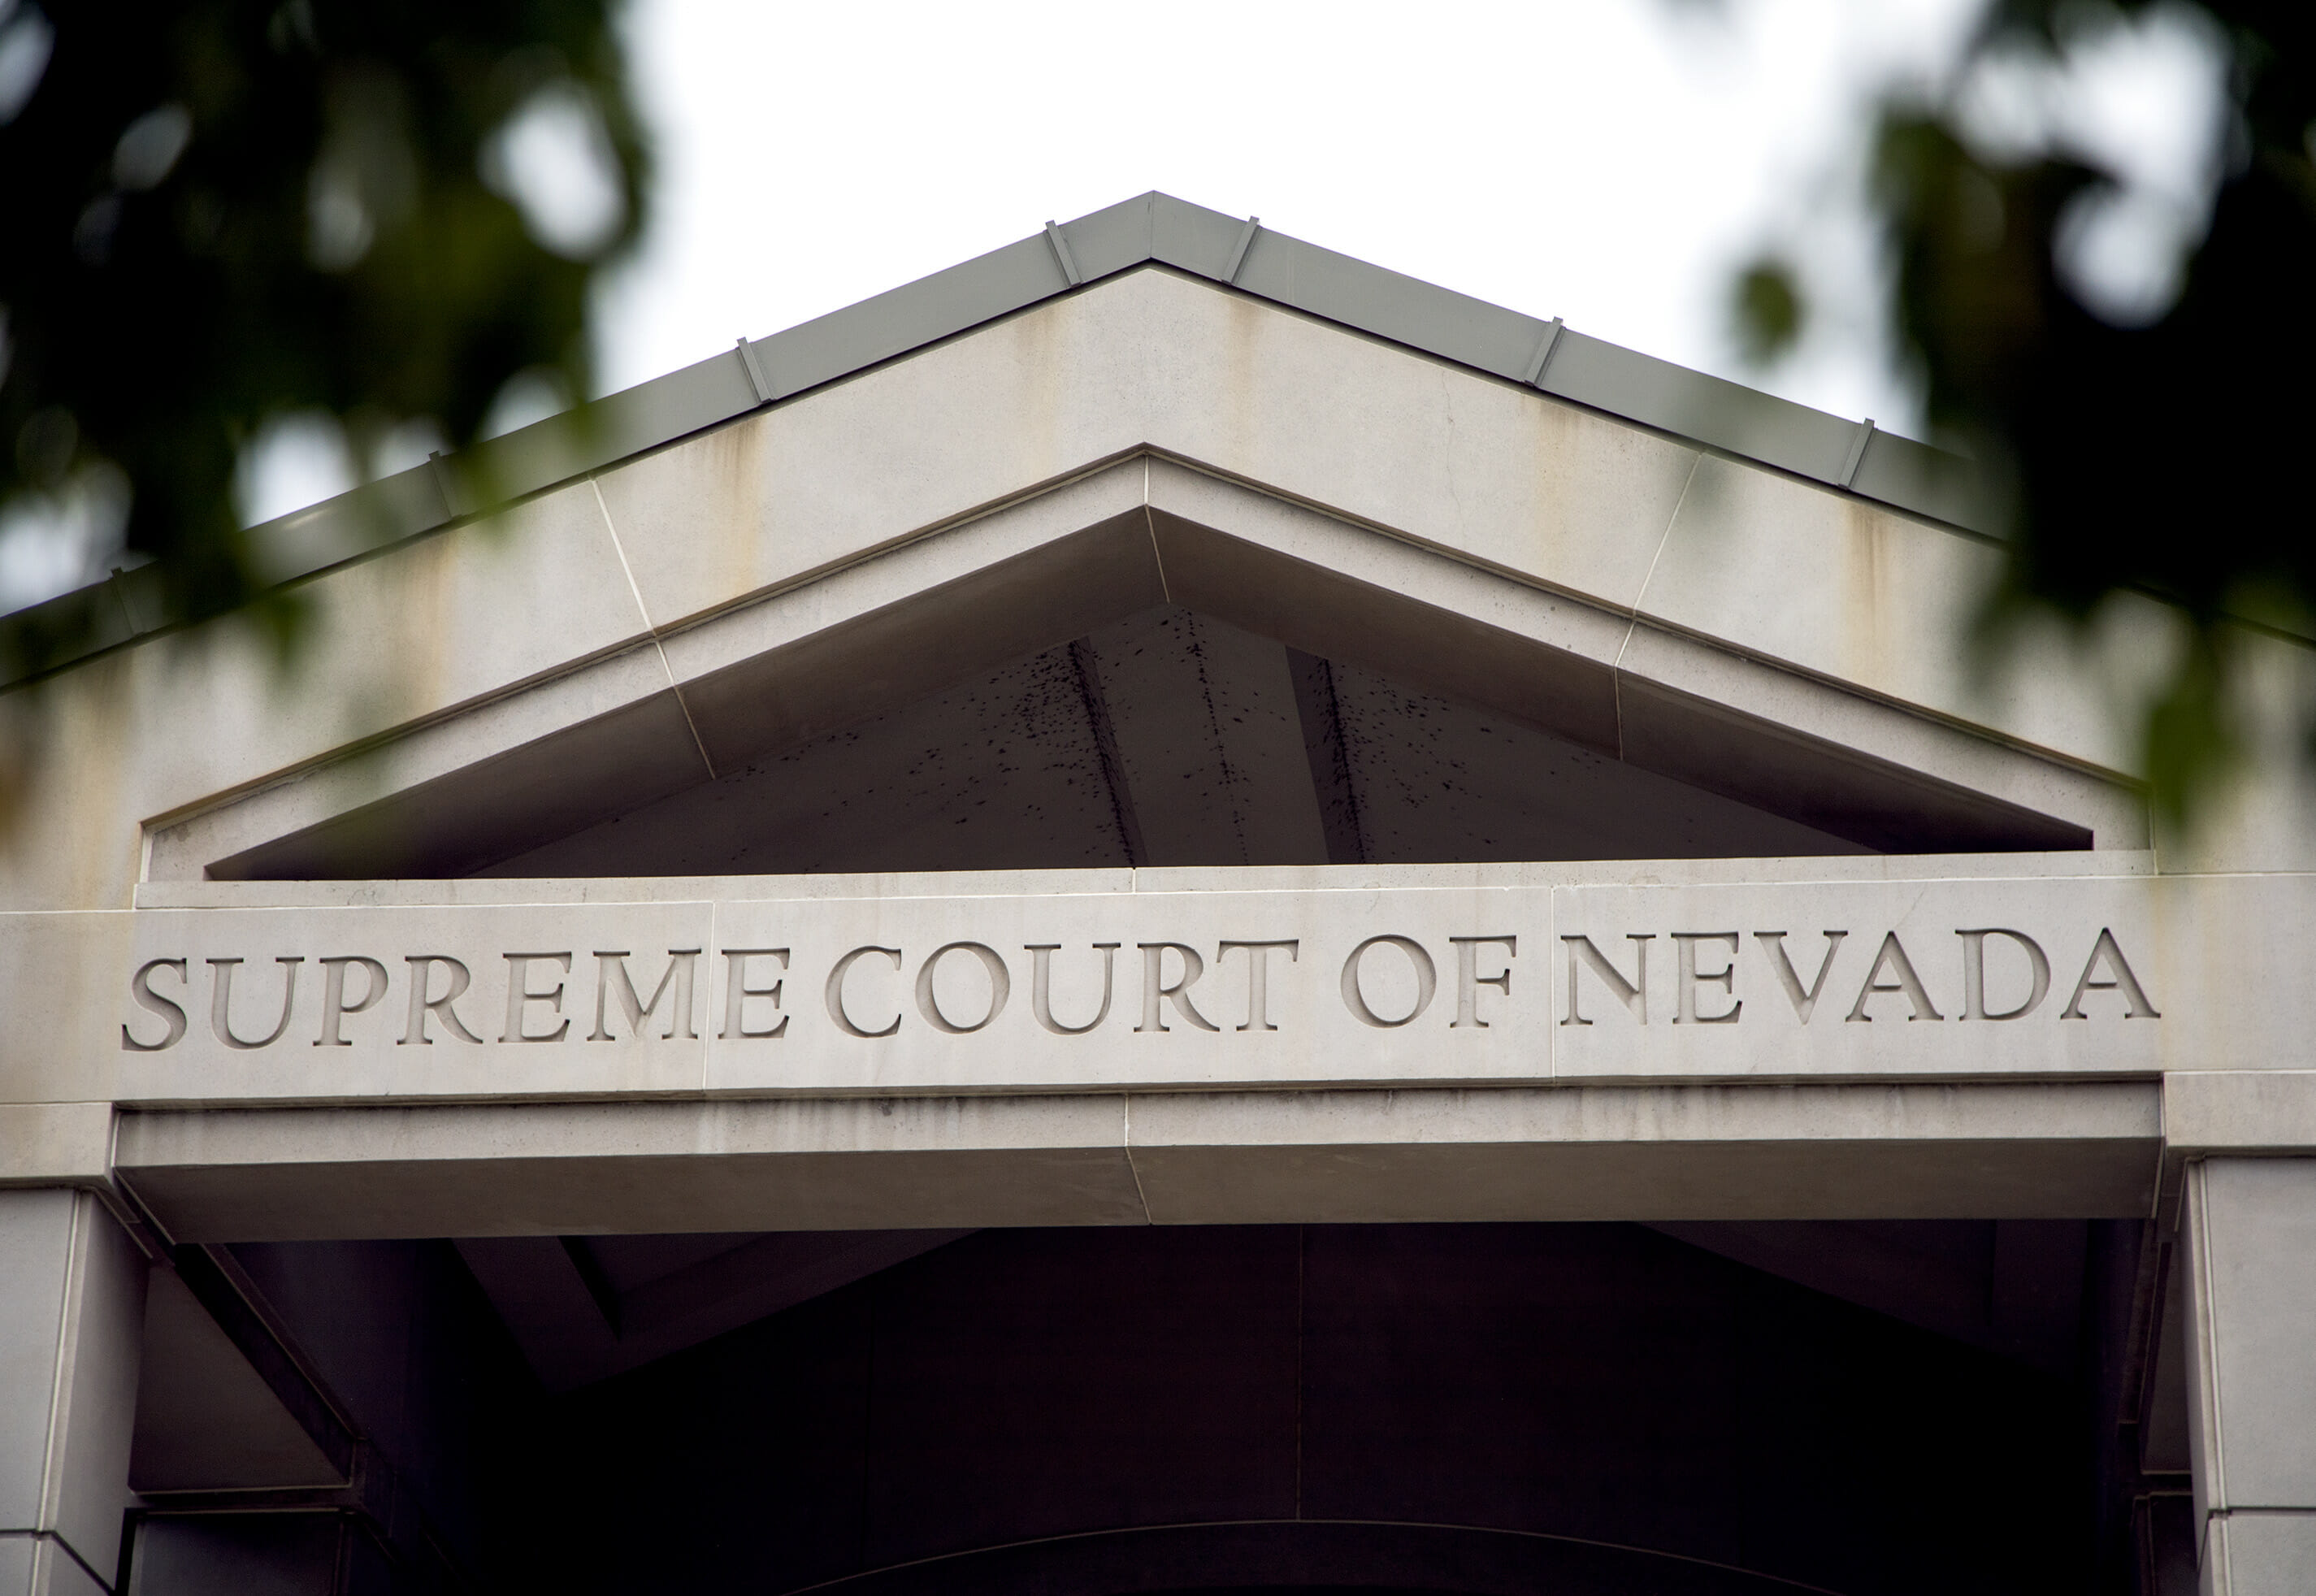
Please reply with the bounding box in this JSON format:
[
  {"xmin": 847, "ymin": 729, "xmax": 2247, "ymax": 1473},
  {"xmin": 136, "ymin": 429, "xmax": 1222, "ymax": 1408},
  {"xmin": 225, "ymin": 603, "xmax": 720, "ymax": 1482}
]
[
  {"xmin": 478, "ymin": 602, "xmax": 1867, "ymax": 880},
  {"xmin": 7, "ymin": 202, "xmax": 2144, "ymax": 908},
  {"xmin": 167, "ymin": 460, "xmax": 2111, "ymax": 886}
]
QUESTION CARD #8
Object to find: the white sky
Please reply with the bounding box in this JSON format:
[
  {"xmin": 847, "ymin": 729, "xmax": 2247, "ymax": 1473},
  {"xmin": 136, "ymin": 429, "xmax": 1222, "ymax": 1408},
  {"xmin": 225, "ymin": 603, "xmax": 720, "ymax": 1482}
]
[{"xmin": 593, "ymin": 0, "xmax": 1985, "ymax": 430}]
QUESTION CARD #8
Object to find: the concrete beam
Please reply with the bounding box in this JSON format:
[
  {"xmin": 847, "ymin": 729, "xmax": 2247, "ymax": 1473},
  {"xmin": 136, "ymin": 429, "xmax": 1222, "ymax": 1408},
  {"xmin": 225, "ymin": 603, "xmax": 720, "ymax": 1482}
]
[
  {"xmin": 1123, "ymin": 1082, "xmax": 2158, "ymax": 1224},
  {"xmin": 111, "ymin": 1082, "xmax": 2158, "ymax": 1243}
]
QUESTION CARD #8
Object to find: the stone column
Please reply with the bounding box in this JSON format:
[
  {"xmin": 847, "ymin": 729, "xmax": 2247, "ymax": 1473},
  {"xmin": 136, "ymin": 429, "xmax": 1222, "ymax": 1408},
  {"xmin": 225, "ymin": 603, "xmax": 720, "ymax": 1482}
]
[
  {"xmin": 2185, "ymin": 1158, "xmax": 2316, "ymax": 1595},
  {"xmin": 0, "ymin": 1190, "xmax": 148, "ymax": 1595}
]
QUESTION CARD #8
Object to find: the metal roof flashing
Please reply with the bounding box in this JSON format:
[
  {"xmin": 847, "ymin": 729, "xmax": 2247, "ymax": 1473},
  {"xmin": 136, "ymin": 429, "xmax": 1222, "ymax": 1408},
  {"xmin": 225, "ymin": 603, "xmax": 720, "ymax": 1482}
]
[{"xmin": 1, "ymin": 192, "xmax": 1985, "ymax": 687}]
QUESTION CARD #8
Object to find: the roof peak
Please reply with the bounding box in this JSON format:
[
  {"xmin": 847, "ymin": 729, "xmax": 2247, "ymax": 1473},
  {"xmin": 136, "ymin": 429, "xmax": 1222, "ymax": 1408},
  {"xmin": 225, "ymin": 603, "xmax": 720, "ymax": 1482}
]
[{"xmin": 2, "ymin": 192, "xmax": 1976, "ymax": 683}]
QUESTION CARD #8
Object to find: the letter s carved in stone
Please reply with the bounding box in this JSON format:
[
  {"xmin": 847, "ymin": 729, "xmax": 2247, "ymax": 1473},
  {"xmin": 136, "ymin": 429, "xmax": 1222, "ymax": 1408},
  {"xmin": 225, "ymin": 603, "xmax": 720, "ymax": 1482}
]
[{"xmin": 122, "ymin": 957, "xmax": 189, "ymax": 1052}]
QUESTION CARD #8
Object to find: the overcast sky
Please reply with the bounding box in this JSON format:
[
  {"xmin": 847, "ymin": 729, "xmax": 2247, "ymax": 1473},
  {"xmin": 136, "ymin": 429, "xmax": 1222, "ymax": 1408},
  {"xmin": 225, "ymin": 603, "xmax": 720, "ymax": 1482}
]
[{"xmin": 593, "ymin": 0, "xmax": 1981, "ymax": 432}]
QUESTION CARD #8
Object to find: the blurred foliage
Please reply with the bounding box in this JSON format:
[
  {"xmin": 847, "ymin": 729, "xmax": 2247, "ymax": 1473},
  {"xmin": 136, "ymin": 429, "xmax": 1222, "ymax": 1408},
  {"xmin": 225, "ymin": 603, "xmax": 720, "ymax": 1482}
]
[
  {"xmin": 1737, "ymin": 1, "xmax": 2316, "ymax": 825},
  {"xmin": 0, "ymin": 0, "xmax": 647, "ymax": 682},
  {"xmin": 1729, "ymin": 258, "xmax": 1805, "ymax": 366}
]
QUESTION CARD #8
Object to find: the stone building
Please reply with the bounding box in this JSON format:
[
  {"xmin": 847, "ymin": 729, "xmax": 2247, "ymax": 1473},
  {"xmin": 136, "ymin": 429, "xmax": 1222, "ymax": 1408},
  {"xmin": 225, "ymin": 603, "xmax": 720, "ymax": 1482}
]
[{"xmin": 2, "ymin": 194, "xmax": 2311, "ymax": 1596}]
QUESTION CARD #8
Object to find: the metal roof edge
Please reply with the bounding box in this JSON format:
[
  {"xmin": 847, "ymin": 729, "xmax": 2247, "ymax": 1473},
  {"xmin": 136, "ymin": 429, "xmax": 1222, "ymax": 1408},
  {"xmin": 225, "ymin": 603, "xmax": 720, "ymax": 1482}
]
[{"xmin": 4, "ymin": 190, "xmax": 1988, "ymax": 687}]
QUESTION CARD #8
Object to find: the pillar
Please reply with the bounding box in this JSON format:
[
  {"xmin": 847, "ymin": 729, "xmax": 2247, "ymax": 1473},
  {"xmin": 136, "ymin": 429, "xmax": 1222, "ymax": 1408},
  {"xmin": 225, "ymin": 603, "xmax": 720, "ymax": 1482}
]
[
  {"xmin": 0, "ymin": 1191, "xmax": 147, "ymax": 1595},
  {"xmin": 2185, "ymin": 1158, "xmax": 2316, "ymax": 1595}
]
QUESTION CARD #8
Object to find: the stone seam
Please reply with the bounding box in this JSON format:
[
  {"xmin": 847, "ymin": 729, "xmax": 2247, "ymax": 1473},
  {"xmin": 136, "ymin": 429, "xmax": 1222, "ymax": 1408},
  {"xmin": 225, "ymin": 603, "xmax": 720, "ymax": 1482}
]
[
  {"xmin": 1612, "ymin": 449, "xmax": 1702, "ymax": 765},
  {"xmin": 588, "ymin": 475, "xmax": 717, "ymax": 780}
]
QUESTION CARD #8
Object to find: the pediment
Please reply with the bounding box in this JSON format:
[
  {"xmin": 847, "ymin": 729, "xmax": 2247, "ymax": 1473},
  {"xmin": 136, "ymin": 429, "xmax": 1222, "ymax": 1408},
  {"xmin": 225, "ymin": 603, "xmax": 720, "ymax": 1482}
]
[
  {"xmin": 156, "ymin": 459, "xmax": 2121, "ymax": 886},
  {"xmin": 479, "ymin": 601, "xmax": 1869, "ymax": 879},
  {"xmin": 3, "ymin": 202, "xmax": 2151, "ymax": 910}
]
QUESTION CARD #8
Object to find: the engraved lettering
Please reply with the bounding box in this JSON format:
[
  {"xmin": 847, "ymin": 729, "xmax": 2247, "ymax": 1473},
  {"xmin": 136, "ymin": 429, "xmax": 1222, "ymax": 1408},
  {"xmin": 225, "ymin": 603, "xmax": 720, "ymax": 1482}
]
[
  {"xmin": 1560, "ymin": 935, "xmax": 1652, "ymax": 1026},
  {"xmin": 499, "ymin": 953, "xmax": 572, "ymax": 1043},
  {"xmin": 1671, "ymin": 933, "xmax": 1741, "ymax": 1024},
  {"xmin": 915, "ymin": 943, "xmax": 1010, "ymax": 1034},
  {"xmin": 1754, "ymin": 931, "xmax": 1845, "ymax": 1023},
  {"xmin": 588, "ymin": 949, "xmax": 701, "ymax": 1042},
  {"xmin": 719, "ymin": 949, "xmax": 789, "ymax": 1039},
  {"xmin": 2061, "ymin": 928, "xmax": 2161, "ymax": 1019},
  {"xmin": 1219, "ymin": 940, "xmax": 1299, "ymax": 1032},
  {"xmin": 207, "ymin": 957, "xmax": 304, "ymax": 1049},
  {"xmin": 1137, "ymin": 943, "xmax": 1219, "ymax": 1033},
  {"xmin": 826, "ymin": 946, "xmax": 903, "ymax": 1039},
  {"xmin": 1958, "ymin": 929, "xmax": 2049, "ymax": 1021},
  {"xmin": 1448, "ymin": 936, "xmax": 1516, "ymax": 1029},
  {"xmin": 1845, "ymin": 932, "xmax": 1942, "ymax": 1021},
  {"xmin": 315, "ymin": 956, "xmax": 388, "ymax": 1047},
  {"xmin": 122, "ymin": 957, "xmax": 189, "ymax": 1052},
  {"xmin": 1026, "ymin": 944, "xmax": 1117, "ymax": 1035},
  {"xmin": 1341, "ymin": 935, "xmax": 1437, "ymax": 1029},
  {"xmin": 403, "ymin": 956, "xmax": 484, "ymax": 1045}
]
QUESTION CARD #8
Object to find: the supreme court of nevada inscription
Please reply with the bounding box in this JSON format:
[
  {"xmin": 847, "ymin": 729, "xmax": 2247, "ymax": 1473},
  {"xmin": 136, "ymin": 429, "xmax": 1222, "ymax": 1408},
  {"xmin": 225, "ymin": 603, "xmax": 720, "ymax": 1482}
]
[{"xmin": 96, "ymin": 881, "xmax": 2176, "ymax": 1101}]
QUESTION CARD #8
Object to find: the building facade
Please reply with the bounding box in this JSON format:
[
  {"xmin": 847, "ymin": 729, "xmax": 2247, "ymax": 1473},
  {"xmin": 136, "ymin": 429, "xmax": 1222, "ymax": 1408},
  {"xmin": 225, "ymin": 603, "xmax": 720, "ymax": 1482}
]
[{"xmin": 3, "ymin": 194, "xmax": 2313, "ymax": 1596}]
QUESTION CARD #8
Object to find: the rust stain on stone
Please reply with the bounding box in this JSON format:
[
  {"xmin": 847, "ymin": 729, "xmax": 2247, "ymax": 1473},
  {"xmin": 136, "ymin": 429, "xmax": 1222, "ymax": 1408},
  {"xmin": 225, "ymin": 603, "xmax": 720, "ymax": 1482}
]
[{"xmin": 1839, "ymin": 496, "xmax": 1915, "ymax": 702}]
